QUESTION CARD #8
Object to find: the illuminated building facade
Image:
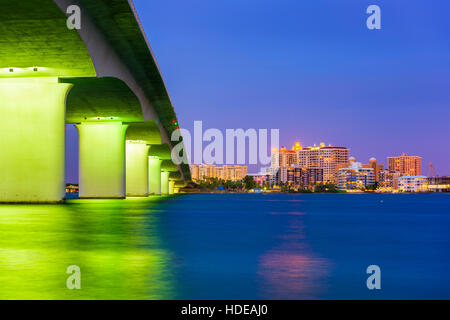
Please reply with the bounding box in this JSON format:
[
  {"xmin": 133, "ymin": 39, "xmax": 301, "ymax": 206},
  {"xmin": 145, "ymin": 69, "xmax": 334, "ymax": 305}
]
[
  {"xmin": 388, "ymin": 153, "xmax": 422, "ymax": 176},
  {"xmin": 249, "ymin": 173, "xmax": 270, "ymax": 186},
  {"xmin": 280, "ymin": 166, "xmax": 303, "ymax": 185},
  {"xmin": 338, "ymin": 162, "xmax": 375, "ymax": 190},
  {"xmin": 190, "ymin": 164, "xmax": 248, "ymax": 181},
  {"xmin": 271, "ymin": 146, "xmax": 297, "ymax": 167},
  {"xmin": 378, "ymin": 170, "xmax": 402, "ymax": 191},
  {"xmin": 295, "ymin": 142, "xmax": 349, "ymax": 184},
  {"xmin": 398, "ymin": 176, "xmax": 427, "ymax": 192},
  {"xmin": 276, "ymin": 166, "xmax": 323, "ymax": 188},
  {"xmin": 190, "ymin": 164, "xmax": 199, "ymax": 180},
  {"xmin": 268, "ymin": 142, "xmax": 345, "ymax": 186},
  {"xmin": 363, "ymin": 158, "xmax": 384, "ymax": 182},
  {"xmin": 306, "ymin": 168, "xmax": 324, "ymax": 187},
  {"xmin": 426, "ymin": 176, "xmax": 450, "ymax": 193}
]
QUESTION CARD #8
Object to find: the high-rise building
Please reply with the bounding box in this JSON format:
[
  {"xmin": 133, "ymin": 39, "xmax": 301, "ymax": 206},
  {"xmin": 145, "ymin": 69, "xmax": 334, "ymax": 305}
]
[
  {"xmin": 388, "ymin": 153, "xmax": 422, "ymax": 176},
  {"xmin": 280, "ymin": 165, "xmax": 303, "ymax": 185},
  {"xmin": 268, "ymin": 142, "xmax": 347, "ymax": 186},
  {"xmin": 222, "ymin": 165, "xmax": 248, "ymax": 181},
  {"xmin": 190, "ymin": 164, "xmax": 199, "ymax": 180},
  {"xmin": 277, "ymin": 165, "xmax": 324, "ymax": 189},
  {"xmin": 199, "ymin": 164, "xmax": 216, "ymax": 180},
  {"xmin": 190, "ymin": 164, "xmax": 248, "ymax": 182},
  {"xmin": 294, "ymin": 142, "xmax": 349, "ymax": 184},
  {"xmin": 215, "ymin": 166, "xmax": 224, "ymax": 179},
  {"xmin": 338, "ymin": 162, "xmax": 375, "ymax": 191},
  {"xmin": 363, "ymin": 157, "xmax": 384, "ymax": 182},
  {"xmin": 306, "ymin": 168, "xmax": 324, "ymax": 187},
  {"xmin": 271, "ymin": 146, "xmax": 297, "ymax": 167}
]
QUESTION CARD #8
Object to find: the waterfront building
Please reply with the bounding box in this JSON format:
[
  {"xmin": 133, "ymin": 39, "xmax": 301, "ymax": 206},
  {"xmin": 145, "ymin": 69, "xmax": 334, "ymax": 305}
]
[
  {"xmin": 199, "ymin": 164, "xmax": 216, "ymax": 180},
  {"xmin": 269, "ymin": 142, "xmax": 345, "ymax": 187},
  {"xmin": 306, "ymin": 168, "xmax": 324, "ymax": 187},
  {"xmin": 190, "ymin": 164, "xmax": 248, "ymax": 181},
  {"xmin": 271, "ymin": 146, "xmax": 297, "ymax": 167},
  {"xmin": 248, "ymin": 173, "xmax": 270, "ymax": 186},
  {"xmin": 378, "ymin": 170, "xmax": 402, "ymax": 191},
  {"xmin": 264, "ymin": 166, "xmax": 280, "ymax": 184},
  {"xmin": 338, "ymin": 161, "xmax": 375, "ymax": 191},
  {"xmin": 65, "ymin": 184, "xmax": 79, "ymax": 194},
  {"xmin": 190, "ymin": 164, "xmax": 199, "ymax": 180},
  {"xmin": 266, "ymin": 173, "xmax": 278, "ymax": 186},
  {"xmin": 294, "ymin": 142, "xmax": 349, "ymax": 184},
  {"xmin": 280, "ymin": 166, "xmax": 303, "ymax": 185},
  {"xmin": 363, "ymin": 157, "xmax": 384, "ymax": 182},
  {"xmin": 222, "ymin": 165, "xmax": 248, "ymax": 181},
  {"xmin": 398, "ymin": 176, "xmax": 427, "ymax": 192},
  {"xmin": 276, "ymin": 166, "xmax": 324, "ymax": 189},
  {"xmin": 426, "ymin": 176, "xmax": 450, "ymax": 193},
  {"xmin": 388, "ymin": 153, "xmax": 422, "ymax": 176}
]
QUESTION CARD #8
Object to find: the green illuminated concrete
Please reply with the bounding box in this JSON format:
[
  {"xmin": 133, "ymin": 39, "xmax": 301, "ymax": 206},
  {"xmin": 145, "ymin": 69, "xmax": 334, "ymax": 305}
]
[
  {"xmin": 126, "ymin": 121, "xmax": 162, "ymax": 145},
  {"xmin": 161, "ymin": 172, "xmax": 170, "ymax": 195},
  {"xmin": 0, "ymin": 1, "xmax": 95, "ymax": 78},
  {"xmin": 126, "ymin": 142, "xmax": 150, "ymax": 197},
  {"xmin": 62, "ymin": 77, "xmax": 143, "ymax": 123},
  {"xmin": 0, "ymin": 0, "xmax": 191, "ymax": 194},
  {"xmin": 77, "ymin": 122, "xmax": 128, "ymax": 198},
  {"xmin": 148, "ymin": 143, "xmax": 172, "ymax": 160},
  {"xmin": 0, "ymin": 199, "xmax": 176, "ymax": 299},
  {"xmin": 71, "ymin": 0, "xmax": 178, "ymax": 135},
  {"xmin": 161, "ymin": 159, "xmax": 179, "ymax": 172},
  {"xmin": 169, "ymin": 181, "xmax": 175, "ymax": 195},
  {"xmin": 0, "ymin": 78, "xmax": 71, "ymax": 203},
  {"xmin": 148, "ymin": 157, "xmax": 162, "ymax": 195}
]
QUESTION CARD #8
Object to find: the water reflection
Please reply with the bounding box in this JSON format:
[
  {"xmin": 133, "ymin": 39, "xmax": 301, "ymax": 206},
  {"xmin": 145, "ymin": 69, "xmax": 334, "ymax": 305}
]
[
  {"xmin": 0, "ymin": 197, "xmax": 176, "ymax": 299},
  {"xmin": 258, "ymin": 212, "xmax": 331, "ymax": 299},
  {"xmin": 2, "ymin": 194, "xmax": 448, "ymax": 299}
]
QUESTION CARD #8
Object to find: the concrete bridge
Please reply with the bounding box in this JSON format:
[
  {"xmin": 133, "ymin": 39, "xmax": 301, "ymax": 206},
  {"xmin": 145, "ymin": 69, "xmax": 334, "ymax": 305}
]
[{"xmin": 0, "ymin": 0, "xmax": 190, "ymax": 203}]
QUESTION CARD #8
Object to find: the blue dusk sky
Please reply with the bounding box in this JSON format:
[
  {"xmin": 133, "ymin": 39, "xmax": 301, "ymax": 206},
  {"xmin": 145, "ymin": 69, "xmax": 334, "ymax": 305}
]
[{"xmin": 66, "ymin": 0, "xmax": 450, "ymax": 181}]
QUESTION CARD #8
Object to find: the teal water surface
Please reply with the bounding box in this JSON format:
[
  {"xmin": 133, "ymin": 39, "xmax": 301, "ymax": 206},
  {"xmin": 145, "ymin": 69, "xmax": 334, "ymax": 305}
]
[{"xmin": 0, "ymin": 193, "xmax": 449, "ymax": 299}]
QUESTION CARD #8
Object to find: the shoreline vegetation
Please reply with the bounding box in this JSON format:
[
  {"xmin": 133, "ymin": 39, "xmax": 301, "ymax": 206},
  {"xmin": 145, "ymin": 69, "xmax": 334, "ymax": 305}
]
[
  {"xmin": 182, "ymin": 176, "xmax": 447, "ymax": 194},
  {"xmin": 184, "ymin": 177, "xmax": 368, "ymax": 194}
]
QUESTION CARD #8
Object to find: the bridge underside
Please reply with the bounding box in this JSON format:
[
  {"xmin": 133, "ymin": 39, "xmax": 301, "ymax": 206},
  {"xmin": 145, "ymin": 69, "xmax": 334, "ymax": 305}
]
[{"xmin": 0, "ymin": 0, "xmax": 188, "ymax": 203}]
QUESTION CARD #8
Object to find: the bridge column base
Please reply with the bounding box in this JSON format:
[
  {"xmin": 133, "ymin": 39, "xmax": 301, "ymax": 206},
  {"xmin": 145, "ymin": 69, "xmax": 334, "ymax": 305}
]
[
  {"xmin": 76, "ymin": 122, "xmax": 128, "ymax": 199},
  {"xmin": 161, "ymin": 171, "xmax": 170, "ymax": 195},
  {"xmin": 148, "ymin": 157, "xmax": 162, "ymax": 195},
  {"xmin": 126, "ymin": 142, "xmax": 150, "ymax": 197},
  {"xmin": 0, "ymin": 78, "xmax": 71, "ymax": 203},
  {"xmin": 169, "ymin": 180, "xmax": 175, "ymax": 195}
]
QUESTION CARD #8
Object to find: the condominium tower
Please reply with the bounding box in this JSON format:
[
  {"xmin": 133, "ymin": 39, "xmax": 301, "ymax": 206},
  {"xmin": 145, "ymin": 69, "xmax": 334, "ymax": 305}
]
[
  {"xmin": 270, "ymin": 142, "xmax": 349, "ymax": 184},
  {"xmin": 190, "ymin": 164, "xmax": 248, "ymax": 181},
  {"xmin": 388, "ymin": 153, "xmax": 422, "ymax": 176}
]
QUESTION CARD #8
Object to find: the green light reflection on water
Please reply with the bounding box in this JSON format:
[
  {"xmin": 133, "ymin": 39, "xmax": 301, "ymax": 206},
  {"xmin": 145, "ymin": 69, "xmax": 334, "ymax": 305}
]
[{"xmin": 0, "ymin": 196, "xmax": 176, "ymax": 300}]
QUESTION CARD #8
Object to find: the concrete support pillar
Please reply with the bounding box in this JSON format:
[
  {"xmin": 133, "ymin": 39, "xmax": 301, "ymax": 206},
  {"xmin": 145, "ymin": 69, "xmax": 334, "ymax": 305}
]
[
  {"xmin": 0, "ymin": 78, "xmax": 71, "ymax": 203},
  {"xmin": 148, "ymin": 157, "xmax": 162, "ymax": 195},
  {"xmin": 169, "ymin": 180, "xmax": 175, "ymax": 195},
  {"xmin": 126, "ymin": 142, "xmax": 150, "ymax": 197},
  {"xmin": 76, "ymin": 122, "xmax": 128, "ymax": 198},
  {"xmin": 161, "ymin": 171, "xmax": 169, "ymax": 195}
]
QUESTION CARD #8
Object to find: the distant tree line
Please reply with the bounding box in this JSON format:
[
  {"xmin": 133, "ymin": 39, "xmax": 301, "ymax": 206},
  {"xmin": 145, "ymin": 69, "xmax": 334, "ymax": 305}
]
[
  {"xmin": 196, "ymin": 176, "xmax": 257, "ymax": 191},
  {"xmin": 196, "ymin": 177, "xmax": 378, "ymax": 193}
]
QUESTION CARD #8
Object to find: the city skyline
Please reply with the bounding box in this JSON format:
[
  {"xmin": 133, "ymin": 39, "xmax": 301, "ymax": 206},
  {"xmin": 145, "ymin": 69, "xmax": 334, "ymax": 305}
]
[{"xmin": 183, "ymin": 139, "xmax": 428, "ymax": 175}]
